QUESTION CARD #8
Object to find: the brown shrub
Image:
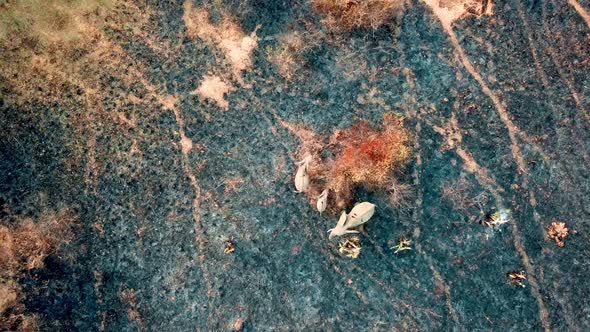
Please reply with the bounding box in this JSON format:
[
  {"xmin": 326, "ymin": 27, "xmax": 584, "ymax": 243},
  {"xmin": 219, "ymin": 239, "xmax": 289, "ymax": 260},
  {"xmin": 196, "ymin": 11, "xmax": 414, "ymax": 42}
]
[
  {"xmin": 386, "ymin": 179, "xmax": 413, "ymax": 209},
  {"xmin": 441, "ymin": 176, "xmax": 489, "ymax": 214},
  {"xmin": 546, "ymin": 221, "xmax": 569, "ymax": 247},
  {"xmin": 299, "ymin": 114, "xmax": 412, "ymax": 212},
  {"xmin": 0, "ymin": 209, "xmax": 75, "ymax": 331},
  {"xmin": 312, "ymin": 0, "xmax": 405, "ymax": 30},
  {"xmin": 0, "ymin": 210, "xmax": 74, "ymax": 274},
  {"xmin": 0, "ymin": 284, "xmax": 18, "ymax": 315}
]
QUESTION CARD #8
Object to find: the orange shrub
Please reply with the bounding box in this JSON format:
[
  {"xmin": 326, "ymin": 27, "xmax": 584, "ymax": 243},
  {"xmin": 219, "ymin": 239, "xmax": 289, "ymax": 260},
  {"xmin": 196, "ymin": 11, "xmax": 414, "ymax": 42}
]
[
  {"xmin": 546, "ymin": 221, "xmax": 569, "ymax": 247},
  {"xmin": 301, "ymin": 114, "xmax": 412, "ymax": 212}
]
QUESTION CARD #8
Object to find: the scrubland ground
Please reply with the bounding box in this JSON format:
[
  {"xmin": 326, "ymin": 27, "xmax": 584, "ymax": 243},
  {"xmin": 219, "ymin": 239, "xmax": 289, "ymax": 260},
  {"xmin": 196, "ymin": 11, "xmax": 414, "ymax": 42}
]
[{"xmin": 1, "ymin": 0, "xmax": 590, "ymax": 330}]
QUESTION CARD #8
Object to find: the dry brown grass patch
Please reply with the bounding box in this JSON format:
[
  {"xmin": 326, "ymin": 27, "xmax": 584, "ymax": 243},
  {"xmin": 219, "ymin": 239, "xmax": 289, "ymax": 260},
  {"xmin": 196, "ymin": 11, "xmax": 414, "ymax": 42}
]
[
  {"xmin": 119, "ymin": 287, "xmax": 144, "ymax": 328},
  {"xmin": 441, "ymin": 177, "xmax": 488, "ymax": 212},
  {"xmin": 386, "ymin": 179, "xmax": 413, "ymax": 209},
  {"xmin": 266, "ymin": 31, "xmax": 321, "ymax": 80},
  {"xmin": 0, "ymin": 0, "xmax": 158, "ymax": 110},
  {"xmin": 312, "ymin": 0, "xmax": 405, "ymax": 30},
  {"xmin": 0, "ymin": 0, "xmax": 112, "ymax": 45},
  {"xmin": 0, "ymin": 209, "xmax": 75, "ymax": 331},
  {"xmin": 0, "ymin": 210, "xmax": 75, "ymax": 274}
]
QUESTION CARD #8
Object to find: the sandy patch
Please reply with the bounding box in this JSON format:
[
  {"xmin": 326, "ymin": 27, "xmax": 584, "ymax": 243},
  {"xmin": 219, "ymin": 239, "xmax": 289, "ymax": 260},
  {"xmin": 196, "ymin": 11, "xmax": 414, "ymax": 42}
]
[
  {"xmin": 191, "ymin": 75, "xmax": 235, "ymax": 110},
  {"xmin": 183, "ymin": 1, "xmax": 258, "ymax": 80}
]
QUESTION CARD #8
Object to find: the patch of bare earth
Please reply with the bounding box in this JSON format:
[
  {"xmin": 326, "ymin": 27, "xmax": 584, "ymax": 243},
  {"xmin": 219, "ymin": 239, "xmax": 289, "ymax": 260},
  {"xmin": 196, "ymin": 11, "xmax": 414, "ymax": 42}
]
[
  {"xmin": 183, "ymin": 0, "xmax": 259, "ymax": 110},
  {"xmin": 191, "ymin": 75, "xmax": 235, "ymax": 110}
]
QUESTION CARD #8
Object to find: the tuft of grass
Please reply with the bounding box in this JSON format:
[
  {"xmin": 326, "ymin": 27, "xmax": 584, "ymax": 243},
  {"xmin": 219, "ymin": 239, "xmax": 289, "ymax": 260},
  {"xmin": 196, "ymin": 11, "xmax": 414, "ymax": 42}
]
[{"xmin": 311, "ymin": 0, "xmax": 405, "ymax": 31}]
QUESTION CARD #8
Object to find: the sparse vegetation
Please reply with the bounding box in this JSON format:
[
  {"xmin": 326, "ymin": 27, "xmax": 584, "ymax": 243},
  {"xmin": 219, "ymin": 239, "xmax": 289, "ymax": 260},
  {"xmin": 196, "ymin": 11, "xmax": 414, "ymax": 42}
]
[
  {"xmin": 386, "ymin": 179, "xmax": 413, "ymax": 209},
  {"xmin": 0, "ymin": 0, "xmax": 111, "ymax": 44},
  {"xmin": 0, "ymin": 209, "xmax": 76, "ymax": 331},
  {"xmin": 266, "ymin": 44, "xmax": 298, "ymax": 80},
  {"xmin": 311, "ymin": 0, "xmax": 405, "ymax": 30},
  {"xmin": 265, "ymin": 31, "xmax": 321, "ymax": 80},
  {"xmin": 0, "ymin": 0, "xmax": 116, "ymax": 105},
  {"xmin": 119, "ymin": 286, "xmax": 145, "ymax": 329},
  {"xmin": 441, "ymin": 176, "xmax": 488, "ymax": 216}
]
